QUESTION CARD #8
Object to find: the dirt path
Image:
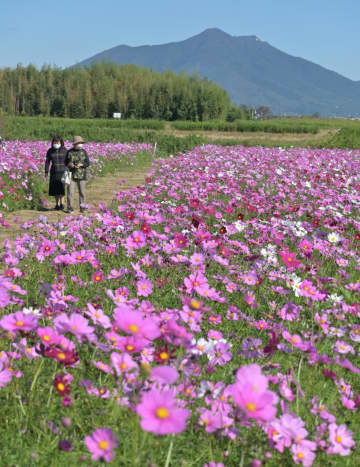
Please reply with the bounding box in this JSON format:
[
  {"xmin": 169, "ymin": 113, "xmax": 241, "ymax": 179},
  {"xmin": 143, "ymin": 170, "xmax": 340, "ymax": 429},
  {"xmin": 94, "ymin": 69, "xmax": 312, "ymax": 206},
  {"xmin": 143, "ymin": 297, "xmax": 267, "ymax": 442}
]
[{"xmin": 0, "ymin": 167, "xmax": 150, "ymax": 246}]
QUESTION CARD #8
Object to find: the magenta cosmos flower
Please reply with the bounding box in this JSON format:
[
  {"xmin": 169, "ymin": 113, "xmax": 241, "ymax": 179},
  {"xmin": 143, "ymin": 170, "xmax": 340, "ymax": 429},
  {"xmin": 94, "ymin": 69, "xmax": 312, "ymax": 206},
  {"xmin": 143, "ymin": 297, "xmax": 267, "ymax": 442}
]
[
  {"xmin": 136, "ymin": 388, "xmax": 190, "ymax": 435},
  {"xmin": 84, "ymin": 428, "xmax": 118, "ymax": 462}
]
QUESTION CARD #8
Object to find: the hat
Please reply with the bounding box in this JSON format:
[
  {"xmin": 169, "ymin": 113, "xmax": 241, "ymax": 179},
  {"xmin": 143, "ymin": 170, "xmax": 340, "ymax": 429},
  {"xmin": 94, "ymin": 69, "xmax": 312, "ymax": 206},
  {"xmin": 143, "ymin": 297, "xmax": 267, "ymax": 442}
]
[{"xmin": 73, "ymin": 135, "xmax": 85, "ymax": 145}]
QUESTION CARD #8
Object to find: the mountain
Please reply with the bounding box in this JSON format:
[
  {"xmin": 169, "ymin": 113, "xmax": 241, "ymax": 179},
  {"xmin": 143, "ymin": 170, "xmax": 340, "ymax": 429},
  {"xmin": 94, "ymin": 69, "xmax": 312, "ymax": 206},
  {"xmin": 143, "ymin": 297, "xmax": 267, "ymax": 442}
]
[{"xmin": 76, "ymin": 28, "xmax": 360, "ymax": 117}]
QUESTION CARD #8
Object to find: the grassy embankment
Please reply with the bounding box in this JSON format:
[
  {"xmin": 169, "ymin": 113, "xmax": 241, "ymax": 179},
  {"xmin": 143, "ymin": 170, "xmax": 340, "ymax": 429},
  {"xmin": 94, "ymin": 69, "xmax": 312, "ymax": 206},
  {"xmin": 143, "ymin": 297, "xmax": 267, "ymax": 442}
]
[{"xmin": 3, "ymin": 115, "xmax": 360, "ymax": 154}]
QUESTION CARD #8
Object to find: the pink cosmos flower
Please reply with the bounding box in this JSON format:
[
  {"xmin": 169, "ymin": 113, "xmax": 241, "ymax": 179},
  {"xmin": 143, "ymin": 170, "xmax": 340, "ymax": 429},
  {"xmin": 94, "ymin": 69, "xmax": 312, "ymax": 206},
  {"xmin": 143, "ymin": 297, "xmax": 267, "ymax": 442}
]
[
  {"xmin": 136, "ymin": 388, "xmax": 190, "ymax": 435},
  {"xmin": 37, "ymin": 326, "xmax": 61, "ymax": 346},
  {"xmin": 0, "ymin": 311, "xmax": 38, "ymax": 334},
  {"xmin": 114, "ymin": 308, "xmax": 160, "ymax": 341},
  {"xmin": 126, "ymin": 230, "xmax": 146, "ymax": 249},
  {"xmin": 136, "ymin": 279, "xmax": 153, "ymax": 297},
  {"xmin": 85, "ymin": 303, "xmax": 111, "ymax": 329},
  {"xmin": 208, "ymin": 342, "xmax": 232, "ymax": 366},
  {"xmin": 280, "ymin": 250, "xmax": 301, "ymax": 269},
  {"xmin": 150, "ymin": 366, "xmax": 179, "ymax": 385},
  {"xmin": 269, "ymin": 413, "xmax": 308, "ymax": 452},
  {"xmin": 0, "ymin": 361, "xmax": 12, "ymax": 387},
  {"xmin": 0, "ymin": 283, "xmax": 10, "ymax": 307},
  {"xmin": 54, "ymin": 313, "xmax": 96, "ymax": 343},
  {"xmin": 84, "ymin": 428, "xmax": 118, "ymax": 462},
  {"xmin": 333, "ymin": 340, "xmax": 354, "ymax": 355},
  {"xmin": 291, "ymin": 443, "xmax": 316, "ymax": 466},
  {"xmin": 110, "ymin": 352, "xmax": 138, "ymax": 376},
  {"xmin": 184, "ymin": 271, "xmax": 208, "ymax": 294},
  {"xmin": 231, "ymin": 364, "xmax": 278, "ymax": 422},
  {"xmin": 282, "ymin": 330, "xmax": 310, "ymax": 351},
  {"xmin": 327, "ymin": 423, "xmax": 355, "ymax": 456},
  {"xmin": 189, "ymin": 253, "xmax": 205, "ymax": 266},
  {"xmin": 198, "ymin": 408, "xmax": 224, "ymax": 433},
  {"xmin": 244, "ymin": 291, "xmax": 258, "ymax": 307},
  {"xmin": 242, "ymin": 271, "xmax": 258, "ymax": 285},
  {"xmin": 92, "ymin": 271, "xmax": 104, "ymax": 283}
]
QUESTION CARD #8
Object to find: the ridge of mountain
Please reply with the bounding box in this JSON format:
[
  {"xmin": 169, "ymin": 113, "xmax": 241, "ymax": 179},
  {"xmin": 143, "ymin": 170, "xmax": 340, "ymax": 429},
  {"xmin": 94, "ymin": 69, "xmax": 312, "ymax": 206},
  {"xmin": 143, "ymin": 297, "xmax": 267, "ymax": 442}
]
[{"xmin": 76, "ymin": 28, "xmax": 360, "ymax": 116}]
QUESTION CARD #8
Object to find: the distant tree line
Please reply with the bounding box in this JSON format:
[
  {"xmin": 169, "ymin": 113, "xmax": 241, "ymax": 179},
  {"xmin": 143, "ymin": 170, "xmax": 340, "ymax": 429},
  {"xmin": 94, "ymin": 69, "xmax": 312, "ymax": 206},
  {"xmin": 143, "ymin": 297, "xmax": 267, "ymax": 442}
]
[{"xmin": 0, "ymin": 63, "xmax": 241, "ymax": 121}]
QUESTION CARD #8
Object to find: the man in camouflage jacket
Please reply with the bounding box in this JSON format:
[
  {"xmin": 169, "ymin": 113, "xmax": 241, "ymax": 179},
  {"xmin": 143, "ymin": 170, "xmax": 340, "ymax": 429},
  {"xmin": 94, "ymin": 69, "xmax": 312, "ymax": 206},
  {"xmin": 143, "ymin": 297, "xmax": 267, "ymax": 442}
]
[{"xmin": 65, "ymin": 136, "xmax": 90, "ymax": 212}]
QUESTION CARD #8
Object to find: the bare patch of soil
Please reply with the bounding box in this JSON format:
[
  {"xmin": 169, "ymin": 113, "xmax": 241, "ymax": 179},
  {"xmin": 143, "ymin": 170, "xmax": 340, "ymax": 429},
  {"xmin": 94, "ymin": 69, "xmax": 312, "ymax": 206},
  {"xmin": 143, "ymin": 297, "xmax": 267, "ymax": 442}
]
[{"xmin": 0, "ymin": 168, "xmax": 150, "ymax": 246}]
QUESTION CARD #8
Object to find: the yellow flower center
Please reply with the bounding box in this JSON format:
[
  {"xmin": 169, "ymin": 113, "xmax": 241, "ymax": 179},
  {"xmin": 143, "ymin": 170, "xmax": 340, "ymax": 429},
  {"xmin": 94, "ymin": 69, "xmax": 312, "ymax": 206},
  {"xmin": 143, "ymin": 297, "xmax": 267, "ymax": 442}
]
[
  {"xmin": 126, "ymin": 345, "xmax": 134, "ymax": 351},
  {"xmin": 120, "ymin": 363, "xmax": 127, "ymax": 369},
  {"xmin": 129, "ymin": 324, "xmax": 139, "ymax": 333},
  {"xmin": 98, "ymin": 440, "xmax": 108, "ymax": 450},
  {"xmin": 297, "ymin": 452, "xmax": 304, "ymax": 459},
  {"xmin": 246, "ymin": 402, "xmax": 256, "ymax": 412},
  {"xmin": 156, "ymin": 407, "xmax": 169, "ymax": 419},
  {"xmin": 190, "ymin": 300, "xmax": 200, "ymax": 309},
  {"xmin": 336, "ymin": 436, "xmax": 342, "ymax": 443},
  {"xmin": 43, "ymin": 335, "xmax": 51, "ymax": 341},
  {"xmin": 16, "ymin": 321, "xmax": 24, "ymax": 327},
  {"xmin": 57, "ymin": 382, "xmax": 65, "ymax": 391},
  {"xmin": 160, "ymin": 352, "xmax": 169, "ymax": 360},
  {"xmin": 57, "ymin": 352, "xmax": 66, "ymax": 360}
]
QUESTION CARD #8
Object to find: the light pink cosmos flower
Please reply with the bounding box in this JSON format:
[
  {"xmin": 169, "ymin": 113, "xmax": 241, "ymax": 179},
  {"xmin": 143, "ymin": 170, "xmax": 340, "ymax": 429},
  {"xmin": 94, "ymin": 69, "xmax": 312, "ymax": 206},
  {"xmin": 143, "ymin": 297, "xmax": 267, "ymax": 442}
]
[
  {"xmin": 150, "ymin": 366, "xmax": 179, "ymax": 385},
  {"xmin": 333, "ymin": 340, "xmax": 354, "ymax": 355},
  {"xmin": 114, "ymin": 308, "xmax": 160, "ymax": 341},
  {"xmin": 231, "ymin": 364, "xmax": 278, "ymax": 422},
  {"xmin": 291, "ymin": 443, "xmax": 316, "ymax": 466},
  {"xmin": 198, "ymin": 408, "xmax": 224, "ymax": 433},
  {"xmin": 190, "ymin": 253, "xmax": 205, "ymax": 266},
  {"xmin": 85, "ymin": 303, "xmax": 111, "ymax": 329},
  {"xmin": 136, "ymin": 388, "xmax": 190, "ymax": 435},
  {"xmin": 282, "ymin": 330, "xmax": 310, "ymax": 351},
  {"xmin": 0, "ymin": 282, "xmax": 10, "ymax": 307},
  {"xmin": 0, "ymin": 361, "xmax": 12, "ymax": 387},
  {"xmin": 0, "ymin": 311, "xmax": 38, "ymax": 334},
  {"xmin": 110, "ymin": 352, "xmax": 138, "ymax": 376},
  {"xmin": 327, "ymin": 423, "xmax": 355, "ymax": 456},
  {"xmin": 54, "ymin": 313, "xmax": 96, "ymax": 343},
  {"xmin": 84, "ymin": 428, "xmax": 118, "ymax": 462},
  {"xmin": 136, "ymin": 279, "xmax": 153, "ymax": 297}
]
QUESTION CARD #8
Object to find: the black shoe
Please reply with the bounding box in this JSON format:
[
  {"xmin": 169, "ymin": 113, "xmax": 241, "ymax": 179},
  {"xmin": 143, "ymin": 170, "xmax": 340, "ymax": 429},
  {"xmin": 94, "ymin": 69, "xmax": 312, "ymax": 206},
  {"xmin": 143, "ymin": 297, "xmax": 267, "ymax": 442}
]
[
  {"xmin": 60, "ymin": 204, "xmax": 64, "ymax": 210},
  {"xmin": 55, "ymin": 205, "xmax": 60, "ymax": 211},
  {"xmin": 80, "ymin": 208, "xmax": 87, "ymax": 213},
  {"xmin": 65, "ymin": 208, "xmax": 74, "ymax": 213}
]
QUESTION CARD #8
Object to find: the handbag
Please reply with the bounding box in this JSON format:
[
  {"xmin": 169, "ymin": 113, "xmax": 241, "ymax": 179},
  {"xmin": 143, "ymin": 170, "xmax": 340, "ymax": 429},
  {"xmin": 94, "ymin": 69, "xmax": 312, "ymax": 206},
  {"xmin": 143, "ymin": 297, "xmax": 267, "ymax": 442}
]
[{"xmin": 61, "ymin": 168, "xmax": 72, "ymax": 185}]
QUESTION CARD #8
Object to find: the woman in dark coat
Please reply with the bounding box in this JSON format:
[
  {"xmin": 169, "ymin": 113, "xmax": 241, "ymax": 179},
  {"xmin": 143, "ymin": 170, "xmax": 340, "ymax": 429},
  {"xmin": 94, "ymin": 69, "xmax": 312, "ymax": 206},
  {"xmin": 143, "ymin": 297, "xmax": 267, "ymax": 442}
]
[{"xmin": 45, "ymin": 135, "xmax": 67, "ymax": 210}]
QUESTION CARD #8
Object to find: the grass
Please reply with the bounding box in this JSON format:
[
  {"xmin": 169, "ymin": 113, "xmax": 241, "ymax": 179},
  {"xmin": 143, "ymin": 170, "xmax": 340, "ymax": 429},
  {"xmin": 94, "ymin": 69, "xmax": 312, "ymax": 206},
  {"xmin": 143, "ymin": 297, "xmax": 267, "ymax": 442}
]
[{"xmin": 2, "ymin": 115, "xmax": 360, "ymax": 150}]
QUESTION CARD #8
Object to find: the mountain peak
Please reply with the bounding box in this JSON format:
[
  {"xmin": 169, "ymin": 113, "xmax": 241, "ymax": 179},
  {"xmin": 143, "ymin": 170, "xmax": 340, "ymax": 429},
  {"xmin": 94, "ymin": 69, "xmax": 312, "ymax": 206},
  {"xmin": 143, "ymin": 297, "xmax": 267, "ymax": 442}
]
[
  {"xmin": 199, "ymin": 27, "xmax": 230, "ymax": 37},
  {"xmin": 76, "ymin": 29, "xmax": 360, "ymax": 116}
]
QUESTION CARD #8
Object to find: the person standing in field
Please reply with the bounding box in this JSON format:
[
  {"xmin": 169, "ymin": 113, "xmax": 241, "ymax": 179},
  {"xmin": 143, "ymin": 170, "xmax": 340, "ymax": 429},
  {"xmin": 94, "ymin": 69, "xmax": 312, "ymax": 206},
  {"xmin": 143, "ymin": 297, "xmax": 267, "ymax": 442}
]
[
  {"xmin": 65, "ymin": 136, "xmax": 90, "ymax": 213},
  {"xmin": 45, "ymin": 135, "xmax": 67, "ymax": 210}
]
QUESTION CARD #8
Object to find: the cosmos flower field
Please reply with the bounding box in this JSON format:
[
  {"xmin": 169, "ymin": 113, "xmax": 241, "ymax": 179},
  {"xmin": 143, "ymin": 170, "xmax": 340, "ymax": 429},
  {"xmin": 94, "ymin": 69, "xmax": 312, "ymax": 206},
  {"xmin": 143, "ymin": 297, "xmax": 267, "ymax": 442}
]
[{"xmin": 0, "ymin": 143, "xmax": 360, "ymax": 465}]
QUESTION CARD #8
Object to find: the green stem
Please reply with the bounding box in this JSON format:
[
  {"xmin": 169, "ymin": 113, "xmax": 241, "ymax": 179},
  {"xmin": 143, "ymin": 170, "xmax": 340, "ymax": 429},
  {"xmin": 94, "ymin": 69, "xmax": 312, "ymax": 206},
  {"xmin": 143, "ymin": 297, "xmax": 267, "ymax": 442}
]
[
  {"xmin": 164, "ymin": 435, "xmax": 174, "ymax": 467},
  {"xmin": 30, "ymin": 358, "xmax": 44, "ymax": 393}
]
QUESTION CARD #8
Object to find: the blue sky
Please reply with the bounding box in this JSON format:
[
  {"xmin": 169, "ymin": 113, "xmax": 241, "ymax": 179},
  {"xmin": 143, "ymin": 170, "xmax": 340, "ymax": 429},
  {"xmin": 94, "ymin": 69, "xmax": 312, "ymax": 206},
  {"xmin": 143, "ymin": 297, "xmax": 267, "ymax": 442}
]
[{"xmin": 1, "ymin": 0, "xmax": 359, "ymax": 80}]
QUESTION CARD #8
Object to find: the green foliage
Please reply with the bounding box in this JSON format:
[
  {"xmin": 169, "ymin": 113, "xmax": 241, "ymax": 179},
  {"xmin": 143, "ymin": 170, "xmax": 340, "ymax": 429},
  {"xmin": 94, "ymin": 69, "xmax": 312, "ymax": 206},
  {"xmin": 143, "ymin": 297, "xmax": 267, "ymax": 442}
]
[
  {"xmin": 171, "ymin": 119, "xmax": 319, "ymax": 134},
  {"xmin": 0, "ymin": 63, "xmax": 230, "ymax": 121},
  {"xmin": 325, "ymin": 127, "xmax": 360, "ymax": 149}
]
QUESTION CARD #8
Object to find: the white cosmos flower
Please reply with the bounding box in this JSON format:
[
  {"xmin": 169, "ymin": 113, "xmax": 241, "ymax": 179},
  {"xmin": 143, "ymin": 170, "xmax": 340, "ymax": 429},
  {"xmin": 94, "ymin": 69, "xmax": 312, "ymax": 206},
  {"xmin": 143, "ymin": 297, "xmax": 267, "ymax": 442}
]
[
  {"xmin": 234, "ymin": 221, "xmax": 246, "ymax": 232},
  {"xmin": 328, "ymin": 232, "xmax": 340, "ymax": 244},
  {"xmin": 329, "ymin": 293, "xmax": 343, "ymax": 303}
]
